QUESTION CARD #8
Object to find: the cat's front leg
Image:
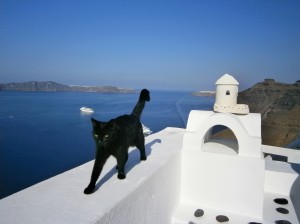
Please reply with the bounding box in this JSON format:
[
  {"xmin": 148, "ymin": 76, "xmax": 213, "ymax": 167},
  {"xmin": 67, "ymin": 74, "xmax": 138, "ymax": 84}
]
[
  {"xmin": 117, "ymin": 171, "xmax": 126, "ymax": 179},
  {"xmin": 116, "ymin": 164, "xmax": 126, "ymax": 179},
  {"xmin": 84, "ymin": 147, "xmax": 109, "ymax": 194},
  {"xmin": 84, "ymin": 183, "xmax": 96, "ymax": 194}
]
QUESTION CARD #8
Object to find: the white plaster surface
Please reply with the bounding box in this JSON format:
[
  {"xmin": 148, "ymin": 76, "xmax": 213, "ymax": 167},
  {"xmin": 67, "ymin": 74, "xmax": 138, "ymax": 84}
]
[
  {"xmin": 265, "ymin": 159, "xmax": 299, "ymax": 195},
  {"xmin": 262, "ymin": 144, "xmax": 300, "ymax": 163},
  {"xmin": 215, "ymin": 73, "xmax": 239, "ymax": 85},
  {"xmin": 181, "ymin": 150, "xmax": 265, "ymax": 218},
  {"xmin": 184, "ymin": 110, "xmax": 262, "ymax": 158},
  {"xmin": 179, "ymin": 108, "xmax": 300, "ymax": 223},
  {"xmin": 263, "ymin": 193, "xmax": 299, "ymax": 224},
  {"xmin": 215, "ymin": 84, "xmax": 238, "ymax": 106},
  {"xmin": 172, "ymin": 202, "xmax": 264, "ymax": 224},
  {"xmin": 214, "ymin": 74, "xmax": 249, "ymax": 114},
  {"xmin": 0, "ymin": 128, "xmax": 185, "ymax": 224},
  {"xmin": 172, "ymin": 192, "xmax": 300, "ymax": 224}
]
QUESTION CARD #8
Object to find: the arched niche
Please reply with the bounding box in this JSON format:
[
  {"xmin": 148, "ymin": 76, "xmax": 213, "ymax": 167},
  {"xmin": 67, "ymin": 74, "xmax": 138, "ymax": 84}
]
[
  {"xmin": 184, "ymin": 111, "xmax": 262, "ymax": 158},
  {"xmin": 203, "ymin": 125, "xmax": 239, "ymax": 155}
]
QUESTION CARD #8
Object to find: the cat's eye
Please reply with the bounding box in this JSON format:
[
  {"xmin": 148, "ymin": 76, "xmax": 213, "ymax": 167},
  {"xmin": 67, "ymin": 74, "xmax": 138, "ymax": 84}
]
[{"xmin": 104, "ymin": 134, "xmax": 109, "ymax": 138}]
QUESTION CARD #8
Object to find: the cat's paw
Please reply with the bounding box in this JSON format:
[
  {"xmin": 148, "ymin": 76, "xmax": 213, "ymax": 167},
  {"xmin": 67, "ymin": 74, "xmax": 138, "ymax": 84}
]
[
  {"xmin": 140, "ymin": 155, "xmax": 147, "ymax": 161},
  {"xmin": 84, "ymin": 184, "xmax": 95, "ymax": 194},
  {"xmin": 117, "ymin": 173, "xmax": 126, "ymax": 179}
]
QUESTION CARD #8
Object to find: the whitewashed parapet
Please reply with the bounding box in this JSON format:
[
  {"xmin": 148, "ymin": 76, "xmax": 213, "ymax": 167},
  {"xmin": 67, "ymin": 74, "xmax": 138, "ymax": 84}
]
[{"xmin": 0, "ymin": 128, "xmax": 184, "ymax": 224}]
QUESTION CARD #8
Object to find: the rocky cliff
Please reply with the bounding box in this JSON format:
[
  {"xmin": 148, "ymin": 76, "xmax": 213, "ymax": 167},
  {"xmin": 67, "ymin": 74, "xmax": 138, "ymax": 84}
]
[
  {"xmin": 0, "ymin": 81, "xmax": 135, "ymax": 93},
  {"xmin": 238, "ymin": 79, "xmax": 300, "ymax": 148}
]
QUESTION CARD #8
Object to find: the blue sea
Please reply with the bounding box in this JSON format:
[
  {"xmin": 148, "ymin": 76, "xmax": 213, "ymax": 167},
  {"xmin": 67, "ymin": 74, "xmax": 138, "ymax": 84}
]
[{"xmin": 0, "ymin": 90, "xmax": 214, "ymax": 199}]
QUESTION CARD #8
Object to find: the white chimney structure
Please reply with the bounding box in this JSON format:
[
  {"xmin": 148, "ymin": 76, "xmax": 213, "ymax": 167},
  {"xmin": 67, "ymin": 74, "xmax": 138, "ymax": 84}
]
[
  {"xmin": 213, "ymin": 73, "xmax": 249, "ymax": 114},
  {"xmin": 180, "ymin": 74, "xmax": 264, "ymax": 220}
]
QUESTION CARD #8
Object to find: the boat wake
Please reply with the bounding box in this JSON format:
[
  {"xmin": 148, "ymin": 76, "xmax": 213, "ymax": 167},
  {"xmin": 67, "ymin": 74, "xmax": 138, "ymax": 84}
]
[
  {"xmin": 0, "ymin": 115, "xmax": 14, "ymax": 119},
  {"xmin": 175, "ymin": 96, "xmax": 187, "ymax": 128}
]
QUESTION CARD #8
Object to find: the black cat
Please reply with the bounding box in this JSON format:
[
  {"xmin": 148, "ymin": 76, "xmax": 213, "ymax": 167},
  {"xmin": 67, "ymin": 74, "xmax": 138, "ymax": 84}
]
[{"xmin": 84, "ymin": 89, "xmax": 150, "ymax": 194}]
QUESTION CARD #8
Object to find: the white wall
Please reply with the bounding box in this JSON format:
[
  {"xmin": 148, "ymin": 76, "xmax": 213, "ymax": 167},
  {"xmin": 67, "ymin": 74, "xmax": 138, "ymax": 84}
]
[
  {"xmin": 215, "ymin": 84, "xmax": 238, "ymax": 106},
  {"xmin": 181, "ymin": 110, "xmax": 265, "ymax": 219}
]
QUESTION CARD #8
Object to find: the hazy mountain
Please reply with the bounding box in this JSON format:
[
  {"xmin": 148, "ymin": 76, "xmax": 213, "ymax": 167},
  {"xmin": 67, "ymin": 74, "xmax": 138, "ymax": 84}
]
[{"xmin": 0, "ymin": 81, "xmax": 135, "ymax": 93}]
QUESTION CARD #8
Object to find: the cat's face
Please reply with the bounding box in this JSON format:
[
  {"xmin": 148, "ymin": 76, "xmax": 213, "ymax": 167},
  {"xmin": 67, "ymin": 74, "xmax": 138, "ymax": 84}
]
[
  {"xmin": 91, "ymin": 118, "xmax": 118, "ymax": 146},
  {"xmin": 91, "ymin": 118, "xmax": 108, "ymax": 143}
]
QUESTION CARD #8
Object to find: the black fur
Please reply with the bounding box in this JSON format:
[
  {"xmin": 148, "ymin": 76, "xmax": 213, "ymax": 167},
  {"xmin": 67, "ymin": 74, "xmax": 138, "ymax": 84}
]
[{"xmin": 84, "ymin": 89, "xmax": 150, "ymax": 194}]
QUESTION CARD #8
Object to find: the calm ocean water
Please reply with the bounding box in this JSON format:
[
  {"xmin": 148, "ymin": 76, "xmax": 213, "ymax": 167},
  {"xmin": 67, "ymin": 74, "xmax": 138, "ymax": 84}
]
[{"xmin": 0, "ymin": 90, "xmax": 214, "ymax": 199}]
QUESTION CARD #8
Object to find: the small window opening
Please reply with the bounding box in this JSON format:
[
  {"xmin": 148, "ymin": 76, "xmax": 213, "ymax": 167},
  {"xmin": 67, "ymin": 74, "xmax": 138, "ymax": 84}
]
[{"xmin": 226, "ymin": 90, "xmax": 230, "ymax": 95}]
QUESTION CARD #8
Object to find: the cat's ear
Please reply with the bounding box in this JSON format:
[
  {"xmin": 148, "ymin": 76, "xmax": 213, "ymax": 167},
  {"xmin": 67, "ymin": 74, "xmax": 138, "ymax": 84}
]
[
  {"xmin": 91, "ymin": 118, "xmax": 107, "ymax": 130},
  {"xmin": 91, "ymin": 118, "xmax": 97, "ymax": 128}
]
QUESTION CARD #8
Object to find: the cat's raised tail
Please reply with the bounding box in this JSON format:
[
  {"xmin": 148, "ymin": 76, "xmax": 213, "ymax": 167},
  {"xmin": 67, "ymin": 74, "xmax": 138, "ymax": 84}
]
[{"xmin": 131, "ymin": 89, "xmax": 150, "ymax": 119}]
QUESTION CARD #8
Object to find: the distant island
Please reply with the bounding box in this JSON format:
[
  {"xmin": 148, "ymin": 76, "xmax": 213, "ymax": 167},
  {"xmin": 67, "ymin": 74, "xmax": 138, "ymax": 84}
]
[
  {"xmin": 192, "ymin": 90, "xmax": 215, "ymax": 96},
  {"xmin": 0, "ymin": 81, "xmax": 135, "ymax": 93}
]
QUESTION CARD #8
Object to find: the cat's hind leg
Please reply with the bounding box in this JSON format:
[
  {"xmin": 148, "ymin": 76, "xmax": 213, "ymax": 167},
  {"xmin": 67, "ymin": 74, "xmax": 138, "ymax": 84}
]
[{"xmin": 136, "ymin": 130, "xmax": 147, "ymax": 161}]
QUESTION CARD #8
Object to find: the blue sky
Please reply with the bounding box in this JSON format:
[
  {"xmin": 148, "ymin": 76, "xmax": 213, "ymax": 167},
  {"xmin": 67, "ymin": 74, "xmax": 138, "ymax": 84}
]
[{"xmin": 0, "ymin": 0, "xmax": 299, "ymax": 90}]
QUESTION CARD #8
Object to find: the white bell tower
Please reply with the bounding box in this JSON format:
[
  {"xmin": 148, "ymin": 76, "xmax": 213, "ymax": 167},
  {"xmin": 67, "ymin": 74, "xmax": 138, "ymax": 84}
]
[{"xmin": 214, "ymin": 74, "xmax": 249, "ymax": 114}]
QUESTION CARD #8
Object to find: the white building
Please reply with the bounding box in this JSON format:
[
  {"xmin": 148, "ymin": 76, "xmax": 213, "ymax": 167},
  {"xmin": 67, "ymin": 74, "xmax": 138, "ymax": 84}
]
[{"xmin": 214, "ymin": 73, "xmax": 249, "ymax": 114}]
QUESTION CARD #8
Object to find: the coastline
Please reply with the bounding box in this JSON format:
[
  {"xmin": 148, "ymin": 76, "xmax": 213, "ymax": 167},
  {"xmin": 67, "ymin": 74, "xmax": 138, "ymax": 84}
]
[{"xmin": 0, "ymin": 81, "xmax": 136, "ymax": 94}]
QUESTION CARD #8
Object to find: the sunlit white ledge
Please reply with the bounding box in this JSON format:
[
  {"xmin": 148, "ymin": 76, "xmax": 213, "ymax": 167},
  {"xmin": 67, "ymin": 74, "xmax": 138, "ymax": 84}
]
[{"xmin": 0, "ymin": 128, "xmax": 184, "ymax": 224}]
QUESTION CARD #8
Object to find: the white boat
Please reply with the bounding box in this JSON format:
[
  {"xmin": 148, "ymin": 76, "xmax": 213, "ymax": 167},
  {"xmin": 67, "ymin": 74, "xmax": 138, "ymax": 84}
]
[
  {"xmin": 80, "ymin": 107, "xmax": 94, "ymax": 113},
  {"xmin": 142, "ymin": 124, "xmax": 152, "ymax": 136}
]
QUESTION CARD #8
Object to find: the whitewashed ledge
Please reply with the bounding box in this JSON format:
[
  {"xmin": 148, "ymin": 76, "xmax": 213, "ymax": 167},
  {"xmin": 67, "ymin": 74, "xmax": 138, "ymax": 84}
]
[{"xmin": 0, "ymin": 127, "xmax": 185, "ymax": 224}]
